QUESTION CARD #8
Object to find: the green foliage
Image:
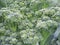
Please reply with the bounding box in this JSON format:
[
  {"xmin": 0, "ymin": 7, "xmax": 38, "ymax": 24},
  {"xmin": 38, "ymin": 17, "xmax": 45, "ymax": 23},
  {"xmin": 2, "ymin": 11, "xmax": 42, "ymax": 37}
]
[{"xmin": 0, "ymin": 0, "xmax": 60, "ymax": 45}]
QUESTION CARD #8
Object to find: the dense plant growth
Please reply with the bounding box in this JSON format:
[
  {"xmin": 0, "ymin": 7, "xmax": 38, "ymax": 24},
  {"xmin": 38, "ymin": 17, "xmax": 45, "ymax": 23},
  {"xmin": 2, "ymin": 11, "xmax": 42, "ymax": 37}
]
[{"xmin": 0, "ymin": 0, "xmax": 60, "ymax": 45}]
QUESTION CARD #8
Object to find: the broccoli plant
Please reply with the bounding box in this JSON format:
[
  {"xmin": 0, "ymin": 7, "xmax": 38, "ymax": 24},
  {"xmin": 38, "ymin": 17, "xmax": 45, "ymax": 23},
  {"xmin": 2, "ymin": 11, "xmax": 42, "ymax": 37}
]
[{"xmin": 0, "ymin": 0, "xmax": 60, "ymax": 45}]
